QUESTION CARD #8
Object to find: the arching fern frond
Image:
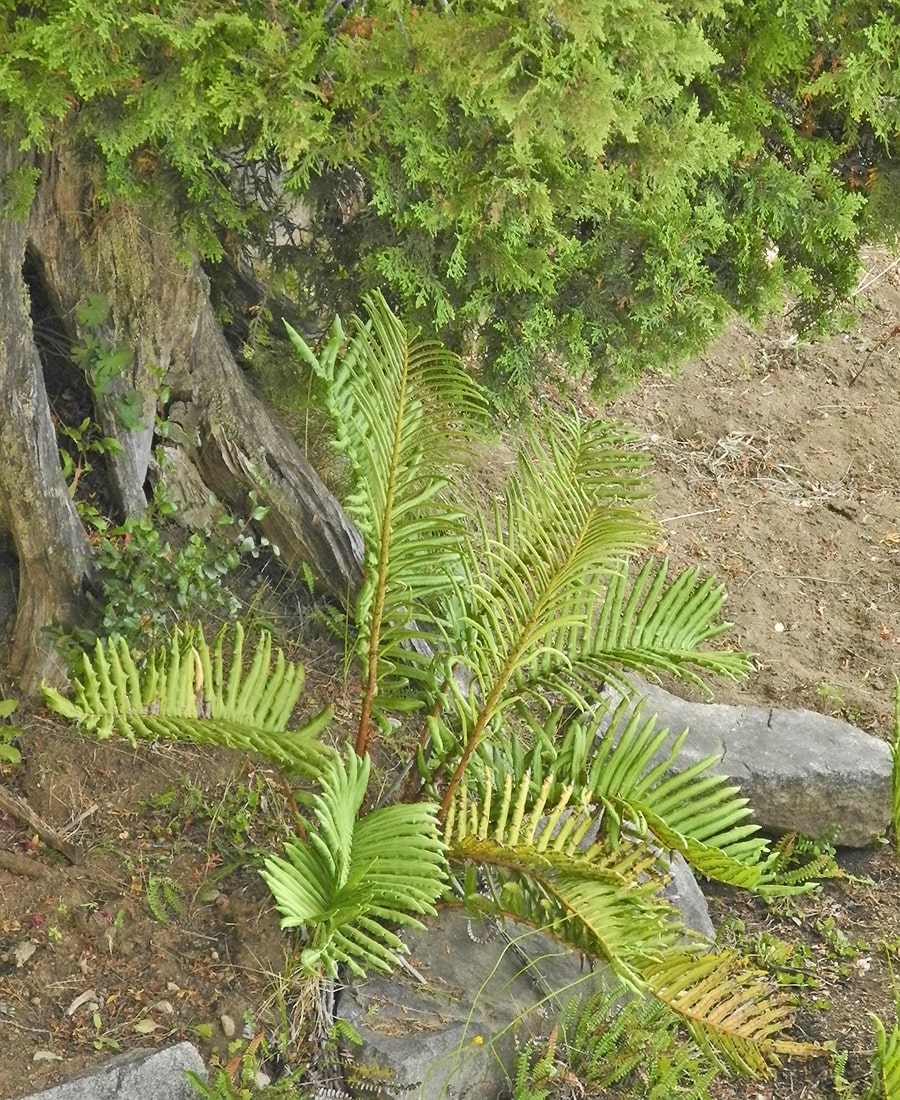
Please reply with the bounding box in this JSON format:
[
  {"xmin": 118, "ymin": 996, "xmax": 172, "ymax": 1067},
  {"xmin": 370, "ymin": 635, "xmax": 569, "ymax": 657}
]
[
  {"xmin": 286, "ymin": 291, "xmax": 487, "ymax": 754},
  {"xmin": 587, "ymin": 695, "xmax": 768, "ymax": 886},
  {"xmin": 438, "ymin": 415, "xmax": 752, "ymax": 813},
  {"xmin": 581, "ymin": 558, "xmax": 750, "ymax": 693},
  {"xmin": 445, "ymin": 776, "xmax": 682, "ymax": 989},
  {"xmin": 438, "ymin": 417, "xmax": 657, "ymax": 810},
  {"xmin": 468, "ymin": 696, "xmax": 768, "ymax": 889},
  {"xmin": 512, "ymin": 559, "xmax": 750, "ymax": 717},
  {"xmin": 643, "ymin": 951, "xmax": 823, "ymax": 1076},
  {"xmin": 260, "ymin": 751, "xmax": 448, "ymax": 979},
  {"xmin": 42, "ymin": 624, "xmax": 334, "ymax": 779},
  {"xmin": 445, "ymin": 776, "xmax": 822, "ymax": 1077}
]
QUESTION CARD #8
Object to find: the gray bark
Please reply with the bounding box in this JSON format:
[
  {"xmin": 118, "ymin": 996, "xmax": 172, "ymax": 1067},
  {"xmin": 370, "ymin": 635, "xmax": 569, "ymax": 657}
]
[
  {"xmin": 0, "ymin": 143, "xmax": 364, "ymax": 692},
  {"xmin": 0, "ymin": 141, "xmax": 92, "ymax": 691},
  {"xmin": 26, "ymin": 146, "xmax": 364, "ymax": 598}
]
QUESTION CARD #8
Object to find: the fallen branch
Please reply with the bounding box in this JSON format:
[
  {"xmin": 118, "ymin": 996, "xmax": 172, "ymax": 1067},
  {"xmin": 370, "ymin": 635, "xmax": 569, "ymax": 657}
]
[{"xmin": 0, "ymin": 785, "xmax": 84, "ymax": 865}]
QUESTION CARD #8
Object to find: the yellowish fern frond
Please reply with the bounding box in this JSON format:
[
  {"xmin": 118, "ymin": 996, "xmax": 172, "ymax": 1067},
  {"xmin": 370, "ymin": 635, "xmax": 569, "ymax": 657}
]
[{"xmin": 644, "ymin": 951, "xmax": 825, "ymax": 1076}]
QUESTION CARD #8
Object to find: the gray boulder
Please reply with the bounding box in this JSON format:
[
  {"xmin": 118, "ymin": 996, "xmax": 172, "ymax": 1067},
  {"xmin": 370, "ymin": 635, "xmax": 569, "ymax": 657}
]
[
  {"xmin": 624, "ymin": 683, "xmax": 893, "ymax": 847},
  {"xmin": 16, "ymin": 1043, "xmax": 205, "ymax": 1100},
  {"xmin": 338, "ymin": 908, "xmax": 608, "ymax": 1100},
  {"xmin": 337, "ymin": 850, "xmax": 713, "ymax": 1100},
  {"xmin": 664, "ymin": 849, "xmax": 715, "ymax": 940}
]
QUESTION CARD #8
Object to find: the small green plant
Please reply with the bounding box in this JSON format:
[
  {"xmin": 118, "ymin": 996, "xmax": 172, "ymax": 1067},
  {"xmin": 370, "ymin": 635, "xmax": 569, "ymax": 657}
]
[
  {"xmin": 72, "ymin": 293, "xmax": 145, "ymax": 429},
  {"xmin": 91, "ymin": 1011, "xmax": 121, "ymax": 1053},
  {"xmin": 70, "ymin": 481, "xmax": 278, "ymax": 654},
  {"xmin": 145, "ymin": 873, "xmax": 185, "ymax": 924},
  {"xmin": 816, "ymin": 682, "xmax": 864, "ymax": 725},
  {"xmin": 761, "ymin": 828, "xmax": 842, "ymax": 891},
  {"xmin": 513, "ymin": 984, "xmax": 718, "ymax": 1099},
  {"xmin": 149, "ymin": 771, "xmax": 280, "ymax": 854},
  {"xmin": 890, "ymin": 676, "xmax": 900, "ymax": 860},
  {"xmin": 187, "ymin": 1032, "xmax": 311, "ymax": 1100},
  {"xmin": 0, "ymin": 698, "xmax": 22, "ymax": 766},
  {"xmin": 58, "ymin": 416, "xmax": 124, "ymax": 501}
]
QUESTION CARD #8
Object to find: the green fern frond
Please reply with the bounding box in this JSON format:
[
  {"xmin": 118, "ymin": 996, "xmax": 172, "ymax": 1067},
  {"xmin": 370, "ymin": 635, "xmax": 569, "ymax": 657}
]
[
  {"xmin": 446, "ymin": 779, "xmax": 682, "ymax": 989},
  {"xmin": 643, "ymin": 951, "xmax": 822, "ymax": 1077},
  {"xmin": 515, "ymin": 984, "xmax": 719, "ymax": 1099},
  {"xmin": 467, "ymin": 697, "xmax": 768, "ymax": 889},
  {"xmin": 146, "ymin": 873, "xmax": 184, "ymax": 923},
  {"xmin": 870, "ymin": 1009, "xmax": 900, "ymax": 1100},
  {"xmin": 541, "ymin": 416, "xmax": 651, "ymax": 503},
  {"xmin": 450, "ymin": 833, "xmax": 677, "ymax": 991},
  {"xmin": 446, "ymin": 780, "xmax": 820, "ymax": 1077},
  {"xmin": 517, "ymin": 559, "xmax": 749, "ymax": 710},
  {"xmin": 260, "ymin": 751, "xmax": 448, "ymax": 979},
  {"xmin": 581, "ymin": 559, "xmax": 751, "ymax": 693},
  {"xmin": 42, "ymin": 625, "xmax": 334, "ymax": 779},
  {"xmin": 286, "ymin": 291, "xmax": 487, "ymax": 752},
  {"xmin": 439, "ymin": 416, "xmax": 751, "ymax": 812}
]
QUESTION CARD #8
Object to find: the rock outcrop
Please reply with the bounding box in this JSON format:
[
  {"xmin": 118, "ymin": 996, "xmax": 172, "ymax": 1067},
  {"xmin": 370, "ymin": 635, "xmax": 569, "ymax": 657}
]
[{"xmin": 625, "ymin": 683, "xmax": 892, "ymax": 847}]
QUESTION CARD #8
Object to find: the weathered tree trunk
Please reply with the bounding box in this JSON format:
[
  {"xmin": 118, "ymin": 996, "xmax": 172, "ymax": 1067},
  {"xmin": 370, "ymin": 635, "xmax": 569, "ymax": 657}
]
[
  {"xmin": 0, "ymin": 143, "xmax": 364, "ymax": 692},
  {"xmin": 0, "ymin": 140, "xmax": 93, "ymax": 692}
]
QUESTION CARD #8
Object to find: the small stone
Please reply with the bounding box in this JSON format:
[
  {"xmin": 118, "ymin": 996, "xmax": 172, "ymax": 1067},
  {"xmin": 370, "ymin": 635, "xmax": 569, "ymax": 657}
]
[
  {"xmin": 13, "ymin": 940, "xmax": 37, "ymax": 968},
  {"xmin": 220, "ymin": 1013, "xmax": 236, "ymax": 1039}
]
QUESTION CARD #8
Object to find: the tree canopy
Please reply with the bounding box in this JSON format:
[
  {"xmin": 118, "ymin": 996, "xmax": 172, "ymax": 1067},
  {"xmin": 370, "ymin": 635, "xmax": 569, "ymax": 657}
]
[{"xmin": 3, "ymin": 0, "xmax": 899, "ymax": 395}]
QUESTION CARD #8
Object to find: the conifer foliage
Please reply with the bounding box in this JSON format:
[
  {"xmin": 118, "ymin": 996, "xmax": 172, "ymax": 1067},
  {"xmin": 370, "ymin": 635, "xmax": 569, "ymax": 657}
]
[{"xmin": 2, "ymin": 1, "xmax": 899, "ymax": 392}]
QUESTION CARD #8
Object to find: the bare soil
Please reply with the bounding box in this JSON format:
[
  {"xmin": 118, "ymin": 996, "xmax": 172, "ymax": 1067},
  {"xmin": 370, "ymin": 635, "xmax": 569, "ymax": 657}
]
[
  {"xmin": 1, "ymin": 252, "xmax": 899, "ymax": 1098},
  {"xmin": 606, "ymin": 248, "xmax": 900, "ymax": 733}
]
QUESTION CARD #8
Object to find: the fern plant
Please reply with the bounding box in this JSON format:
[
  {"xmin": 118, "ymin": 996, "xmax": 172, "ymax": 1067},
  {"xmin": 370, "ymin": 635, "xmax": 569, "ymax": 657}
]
[
  {"xmin": 43, "ymin": 621, "xmax": 448, "ymax": 986},
  {"xmin": 281, "ymin": 296, "xmax": 826, "ymax": 1074},
  {"xmin": 513, "ymin": 984, "xmax": 719, "ymax": 1100},
  {"xmin": 47, "ymin": 295, "xmax": 827, "ymax": 1081}
]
